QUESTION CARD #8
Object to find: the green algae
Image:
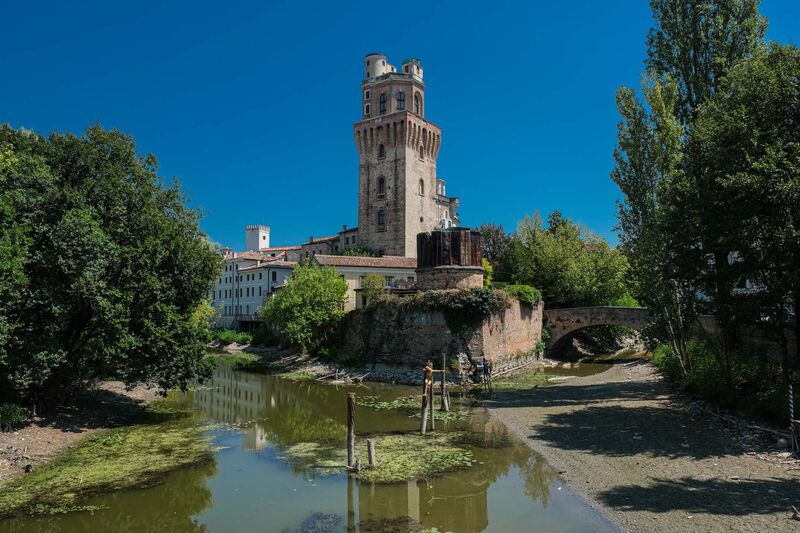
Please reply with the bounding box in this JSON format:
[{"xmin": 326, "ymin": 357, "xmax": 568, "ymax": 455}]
[
  {"xmin": 0, "ymin": 397, "xmax": 215, "ymax": 518},
  {"xmin": 276, "ymin": 432, "xmax": 475, "ymax": 484}
]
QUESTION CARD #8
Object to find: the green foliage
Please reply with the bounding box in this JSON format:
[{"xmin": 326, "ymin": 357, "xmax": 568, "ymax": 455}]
[
  {"xmin": 0, "ymin": 403, "xmax": 24, "ymax": 432},
  {"xmin": 481, "ymin": 257, "xmax": 493, "ymax": 286},
  {"xmin": 503, "ymin": 284, "xmax": 542, "ymax": 306},
  {"xmin": 0, "ymin": 125, "xmax": 223, "ymax": 403},
  {"xmin": 357, "ymin": 395, "xmax": 466, "ymax": 422},
  {"xmin": 212, "ymin": 329, "xmax": 253, "ymax": 345},
  {"xmin": 498, "ymin": 211, "xmax": 630, "ymax": 307},
  {"xmin": 613, "ymin": 293, "xmax": 640, "ymax": 308},
  {"xmin": 477, "ymin": 223, "xmax": 509, "ymax": 266},
  {"xmin": 262, "ymin": 263, "xmax": 348, "ymax": 353},
  {"xmin": 0, "ymin": 398, "xmax": 213, "ymax": 517},
  {"xmin": 360, "ymin": 273, "xmax": 386, "ymax": 307},
  {"xmin": 338, "ymin": 246, "xmax": 377, "ymax": 257},
  {"xmin": 251, "ymin": 326, "xmax": 279, "ymax": 347},
  {"xmin": 652, "ymin": 340, "xmax": 791, "ymax": 422}
]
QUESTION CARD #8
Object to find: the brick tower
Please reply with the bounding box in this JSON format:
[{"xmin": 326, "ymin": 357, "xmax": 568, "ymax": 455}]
[{"xmin": 354, "ymin": 53, "xmax": 459, "ymax": 257}]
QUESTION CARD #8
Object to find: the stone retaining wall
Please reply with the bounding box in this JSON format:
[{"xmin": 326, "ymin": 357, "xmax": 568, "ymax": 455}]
[{"xmin": 339, "ymin": 300, "xmax": 543, "ymax": 371}]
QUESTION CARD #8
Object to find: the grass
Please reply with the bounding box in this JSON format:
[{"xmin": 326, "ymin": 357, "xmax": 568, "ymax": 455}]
[
  {"xmin": 0, "ymin": 397, "xmax": 214, "ymax": 518},
  {"xmin": 204, "ymin": 350, "xmax": 262, "ymax": 369},
  {"xmin": 211, "ymin": 328, "xmax": 253, "ymax": 345},
  {"xmin": 474, "ymin": 369, "xmax": 554, "ymax": 394}
]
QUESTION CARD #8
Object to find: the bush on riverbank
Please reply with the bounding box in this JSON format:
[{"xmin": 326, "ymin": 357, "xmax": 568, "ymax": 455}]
[
  {"xmin": 652, "ymin": 340, "xmax": 791, "ymax": 422},
  {"xmin": 262, "ymin": 263, "xmax": 348, "ymax": 353},
  {"xmin": 0, "ymin": 397, "xmax": 214, "ymax": 517},
  {"xmin": 212, "ymin": 328, "xmax": 253, "ymax": 345}
]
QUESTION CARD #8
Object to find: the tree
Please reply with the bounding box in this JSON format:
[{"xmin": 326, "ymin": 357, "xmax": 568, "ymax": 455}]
[
  {"xmin": 500, "ymin": 212, "xmax": 630, "ymax": 308},
  {"xmin": 478, "ymin": 223, "xmax": 509, "ymax": 267},
  {"xmin": 262, "ymin": 263, "xmax": 348, "ymax": 353},
  {"xmin": 689, "ymin": 44, "xmax": 800, "ymax": 368},
  {"xmin": 646, "ymin": 0, "xmax": 766, "ymax": 125},
  {"xmin": 360, "ymin": 273, "xmax": 385, "ymax": 306},
  {"xmin": 0, "ymin": 125, "xmax": 223, "ymax": 405},
  {"xmin": 612, "ymin": 0, "xmax": 767, "ymax": 374},
  {"xmin": 339, "ymin": 245, "xmax": 377, "ymax": 257}
]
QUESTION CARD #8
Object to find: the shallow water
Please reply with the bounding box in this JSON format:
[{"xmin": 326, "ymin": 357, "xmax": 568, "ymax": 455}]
[{"xmin": 1, "ymin": 364, "xmax": 618, "ymax": 533}]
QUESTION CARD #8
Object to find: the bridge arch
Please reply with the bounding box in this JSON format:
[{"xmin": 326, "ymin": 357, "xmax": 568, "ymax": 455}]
[{"xmin": 543, "ymin": 306, "xmax": 650, "ymax": 349}]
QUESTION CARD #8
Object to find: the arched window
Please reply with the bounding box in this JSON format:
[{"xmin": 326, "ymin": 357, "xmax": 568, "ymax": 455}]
[
  {"xmin": 377, "ymin": 209, "xmax": 386, "ymax": 226},
  {"xmin": 396, "ymin": 91, "xmax": 405, "ymax": 111},
  {"xmin": 414, "ymin": 93, "xmax": 421, "ymax": 115},
  {"xmin": 418, "ymin": 144, "xmax": 424, "ymax": 160},
  {"xmin": 419, "ymin": 179, "xmax": 425, "ymax": 196},
  {"xmin": 377, "ymin": 176, "xmax": 386, "ymax": 197},
  {"xmin": 378, "ymin": 143, "xmax": 385, "ymax": 159},
  {"xmin": 379, "ymin": 93, "xmax": 387, "ymax": 114}
]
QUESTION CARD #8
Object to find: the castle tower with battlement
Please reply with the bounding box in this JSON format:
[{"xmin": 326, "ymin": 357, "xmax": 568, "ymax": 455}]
[
  {"xmin": 245, "ymin": 224, "xmax": 270, "ymax": 251},
  {"xmin": 354, "ymin": 53, "xmax": 459, "ymax": 257}
]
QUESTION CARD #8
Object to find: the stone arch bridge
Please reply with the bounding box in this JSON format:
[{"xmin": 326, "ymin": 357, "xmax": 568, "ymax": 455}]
[{"xmin": 544, "ymin": 306, "xmax": 651, "ymax": 348}]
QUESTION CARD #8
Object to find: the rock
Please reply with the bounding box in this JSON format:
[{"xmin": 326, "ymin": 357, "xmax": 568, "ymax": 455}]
[
  {"xmin": 24, "ymin": 464, "xmax": 32, "ymax": 473},
  {"xmin": 776, "ymin": 437, "xmax": 789, "ymax": 450}
]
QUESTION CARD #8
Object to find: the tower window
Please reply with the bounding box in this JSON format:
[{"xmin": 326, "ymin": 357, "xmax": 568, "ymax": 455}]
[
  {"xmin": 414, "ymin": 93, "xmax": 421, "ymax": 115},
  {"xmin": 377, "ymin": 209, "xmax": 386, "ymax": 227},
  {"xmin": 365, "ymin": 90, "xmax": 370, "ymax": 100},
  {"xmin": 377, "ymin": 176, "xmax": 386, "ymax": 197},
  {"xmin": 397, "ymin": 92, "xmax": 405, "ymax": 111},
  {"xmin": 379, "ymin": 93, "xmax": 386, "ymax": 115},
  {"xmin": 418, "ymin": 145, "xmax": 424, "ymax": 160},
  {"xmin": 378, "ymin": 144, "xmax": 385, "ymax": 159},
  {"xmin": 365, "ymin": 104, "xmax": 370, "ymax": 116},
  {"xmin": 419, "ymin": 179, "xmax": 425, "ymax": 196}
]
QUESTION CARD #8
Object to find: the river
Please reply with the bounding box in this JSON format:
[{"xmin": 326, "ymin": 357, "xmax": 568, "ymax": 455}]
[{"xmin": 1, "ymin": 362, "xmax": 619, "ymax": 533}]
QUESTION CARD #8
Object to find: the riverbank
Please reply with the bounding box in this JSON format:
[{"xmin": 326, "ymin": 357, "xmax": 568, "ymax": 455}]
[
  {"xmin": 488, "ymin": 360, "xmax": 800, "ymax": 532},
  {"xmin": 0, "ymin": 382, "xmax": 159, "ymax": 486},
  {"xmin": 0, "ymin": 383, "xmax": 214, "ymax": 518}
]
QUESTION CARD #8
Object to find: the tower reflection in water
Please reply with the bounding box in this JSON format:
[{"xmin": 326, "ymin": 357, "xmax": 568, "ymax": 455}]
[{"xmin": 193, "ymin": 363, "xmax": 558, "ymax": 533}]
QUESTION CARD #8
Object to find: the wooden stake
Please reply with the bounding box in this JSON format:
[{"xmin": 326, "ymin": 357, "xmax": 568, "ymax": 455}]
[
  {"xmin": 347, "ymin": 473, "xmax": 355, "ymax": 532},
  {"xmin": 347, "ymin": 392, "xmax": 356, "ymax": 467},
  {"xmin": 367, "ymin": 438, "xmax": 376, "ymax": 467},
  {"xmin": 441, "ymin": 355, "xmax": 449, "ymax": 411},
  {"xmin": 420, "ymin": 391, "xmax": 429, "ymax": 435},
  {"xmin": 429, "ymin": 381, "xmax": 435, "ymax": 431}
]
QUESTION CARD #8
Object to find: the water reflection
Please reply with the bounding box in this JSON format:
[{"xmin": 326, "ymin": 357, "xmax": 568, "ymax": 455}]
[
  {"xmin": 0, "ymin": 363, "xmax": 614, "ymax": 533},
  {"xmin": 193, "ymin": 365, "xmax": 565, "ymax": 533}
]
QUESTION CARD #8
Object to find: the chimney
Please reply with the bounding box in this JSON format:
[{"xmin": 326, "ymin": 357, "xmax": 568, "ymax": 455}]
[
  {"xmin": 342, "ymin": 224, "xmax": 347, "ymax": 232},
  {"xmin": 309, "ymin": 235, "xmax": 314, "ymax": 243}
]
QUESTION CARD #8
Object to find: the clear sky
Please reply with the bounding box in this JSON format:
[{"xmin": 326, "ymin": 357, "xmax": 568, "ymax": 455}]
[{"xmin": 2, "ymin": 1, "xmax": 798, "ymax": 250}]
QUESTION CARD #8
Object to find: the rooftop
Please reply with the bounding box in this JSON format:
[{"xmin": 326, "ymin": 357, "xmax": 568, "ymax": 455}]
[{"xmin": 314, "ymin": 255, "xmax": 417, "ymax": 269}]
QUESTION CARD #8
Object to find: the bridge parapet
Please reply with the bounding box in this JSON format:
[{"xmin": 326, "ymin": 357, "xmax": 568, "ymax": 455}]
[{"xmin": 544, "ymin": 306, "xmax": 650, "ymax": 347}]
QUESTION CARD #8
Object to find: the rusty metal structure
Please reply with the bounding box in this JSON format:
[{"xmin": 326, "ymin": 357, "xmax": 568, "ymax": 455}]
[{"xmin": 417, "ymin": 228, "xmax": 483, "ymax": 268}]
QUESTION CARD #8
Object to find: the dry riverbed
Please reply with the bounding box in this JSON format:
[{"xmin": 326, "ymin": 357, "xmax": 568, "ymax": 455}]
[{"xmin": 488, "ymin": 360, "xmax": 800, "ymax": 532}]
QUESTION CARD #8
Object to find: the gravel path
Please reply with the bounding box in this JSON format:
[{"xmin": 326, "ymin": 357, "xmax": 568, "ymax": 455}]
[{"xmin": 488, "ymin": 361, "xmax": 800, "ymax": 532}]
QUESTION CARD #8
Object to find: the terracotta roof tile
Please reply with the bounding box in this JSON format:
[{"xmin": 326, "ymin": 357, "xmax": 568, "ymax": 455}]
[
  {"xmin": 313, "ymin": 255, "xmax": 417, "ymax": 269},
  {"xmin": 238, "ymin": 260, "xmax": 298, "ymax": 271}
]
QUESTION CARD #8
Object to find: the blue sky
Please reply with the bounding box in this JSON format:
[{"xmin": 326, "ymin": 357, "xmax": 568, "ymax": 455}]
[{"xmin": 2, "ymin": 1, "xmax": 798, "ymax": 249}]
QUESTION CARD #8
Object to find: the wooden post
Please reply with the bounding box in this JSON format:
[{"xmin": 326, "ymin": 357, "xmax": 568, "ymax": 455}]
[
  {"xmin": 347, "ymin": 473, "xmax": 355, "ymax": 532},
  {"xmin": 367, "ymin": 438, "xmax": 376, "ymax": 467},
  {"xmin": 429, "ymin": 380, "xmax": 435, "ymax": 432},
  {"xmin": 347, "ymin": 392, "xmax": 356, "ymax": 468},
  {"xmin": 420, "ymin": 390, "xmax": 429, "ymax": 435},
  {"xmin": 441, "ymin": 355, "xmax": 449, "ymax": 412}
]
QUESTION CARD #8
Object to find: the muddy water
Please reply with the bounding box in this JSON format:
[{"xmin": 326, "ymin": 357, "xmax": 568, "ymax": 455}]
[{"xmin": 1, "ymin": 364, "xmax": 618, "ymax": 533}]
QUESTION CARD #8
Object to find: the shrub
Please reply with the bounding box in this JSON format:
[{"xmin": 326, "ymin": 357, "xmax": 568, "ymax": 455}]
[
  {"xmin": 251, "ymin": 326, "xmax": 279, "ymax": 347},
  {"xmin": 373, "ymin": 287, "xmax": 509, "ymax": 331},
  {"xmin": 262, "ymin": 263, "xmax": 348, "ymax": 353},
  {"xmin": 360, "ymin": 273, "xmax": 385, "ymax": 307},
  {"xmin": 482, "ymin": 257, "xmax": 493, "ymax": 287},
  {"xmin": 503, "ymin": 284, "xmax": 542, "ymax": 306},
  {"xmin": 213, "ymin": 329, "xmax": 253, "ymax": 345},
  {"xmin": 652, "ymin": 340, "xmax": 791, "ymax": 423},
  {"xmin": 0, "ymin": 403, "xmax": 24, "ymax": 432}
]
